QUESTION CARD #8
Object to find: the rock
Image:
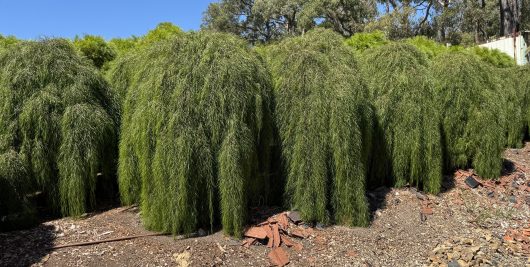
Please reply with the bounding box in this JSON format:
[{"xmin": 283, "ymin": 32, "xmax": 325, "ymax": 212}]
[
  {"xmin": 487, "ymin": 191, "xmax": 494, "ymax": 198},
  {"xmin": 447, "ymin": 259, "xmax": 460, "ymax": 267},
  {"xmin": 465, "ymin": 176, "xmax": 480, "ymax": 189},
  {"xmin": 460, "ymin": 251, "xmax": 473, "ymax": 262},
  {"xmin": 460, "ymin": 238, "xmax": 473, "ymax": 245},
  {"xmin": 416, "ymin": 192, "xmax": 427, "ymax": 200},
  {"xmin": 468, "ymin": 246, "xmax": 481, "ymax": 254},
  {"xmin": 287, "ymin": 211, "xmax": 302, "ymax": 224},
  {"xmin": 508, "ymin": 195, "xmax": 517, "ymax": 204},
  {"xmin": 197, "ymin": 228, "xmax": 207, "ymax": 237},
  {"xmin": 433, "ymin": 245, "xmax": 448, "ymax": 255},
  {"xmin": 484, "ymin": 233, "xmax": 492, "ymax": 241},
  {"xmin": 457, "ymin": 260, "xmax": 469, "ymax": 267},
  {"xmin": 447, "ymin": 252, "xmax": 461, "ymax": 260},
  {"xmin": 173, "ymin": 251, "xmax": 191, "ymax": 267}
]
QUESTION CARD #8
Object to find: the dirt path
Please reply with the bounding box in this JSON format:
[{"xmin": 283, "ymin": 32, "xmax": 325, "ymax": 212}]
[{"xmin": 1, "ymin": 144, "xmax": 530, "ymax": 267}]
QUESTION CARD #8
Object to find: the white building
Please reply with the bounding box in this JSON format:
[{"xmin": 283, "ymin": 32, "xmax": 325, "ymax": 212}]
[{"xmin": 479, "ymin": 31, "xmax": 529, "ymax": 65}]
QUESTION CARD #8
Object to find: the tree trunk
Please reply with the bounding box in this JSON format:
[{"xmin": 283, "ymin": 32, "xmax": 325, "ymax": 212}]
[{"xmin": 500, "ymin": 0, "xmax": 520, "ymax": 36}]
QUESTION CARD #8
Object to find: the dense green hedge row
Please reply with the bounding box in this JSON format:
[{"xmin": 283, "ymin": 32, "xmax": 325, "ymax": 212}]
[{"xmin": 1, "ymin": 30, "xmax": 528, "ymax": 235}]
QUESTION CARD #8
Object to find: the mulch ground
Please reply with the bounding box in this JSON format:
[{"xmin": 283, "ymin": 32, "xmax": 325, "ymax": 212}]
[{"xmin": 1, "ymin": 144, "xmax": 530, "ymax": 267}]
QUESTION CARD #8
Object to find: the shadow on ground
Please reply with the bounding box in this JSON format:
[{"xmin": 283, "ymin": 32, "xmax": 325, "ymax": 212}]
[{"xmin": 0, "ymin": 224, "xmax": 55, "ymax": 266}]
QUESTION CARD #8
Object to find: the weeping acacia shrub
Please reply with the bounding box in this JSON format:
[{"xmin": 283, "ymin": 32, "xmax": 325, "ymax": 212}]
[
  {"xmin": 115, "ymin": 32, "xmax": 273, "ymax": 237},
  {"xmin": 0, "ymin": 39, "xmax": 118, "ymax": 217},
  {"xmin": 431, "ymin": 51, "xmax": 506, "ymax": 179},
  {"xmin": 500, "ymin": 66, "xmax": 529, "ymax": 148},
  {"xmin": 360, "ymin": 43, "xmax": 442, "ymax": 194},
  {"xmin": 265, "ymin": 29, "xmax": 373, "ymax": 226}
]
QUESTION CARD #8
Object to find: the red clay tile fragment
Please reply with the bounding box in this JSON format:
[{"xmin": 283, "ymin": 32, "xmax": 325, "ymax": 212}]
[
  {"xmin": 268, "ymin": 247, "xmax": 290, "ymax": 267},
  {"xmin": 305, "ymin": 227, "xmax": 315, "ymax": 236},
  {"xmin": 265, "ymin": 225, "xmax": 274, "ymax": 248},
  {"xmin": 278, "ymin": 213, "xmax": 289, "ymax": 230},
  {"xmin": 268, "ymin": 217, "xmax": 278, "ymax": 224},
  {"xmin": 346, "ymin": 250, "xmax": 358, "ymax": 257},
  {"xmin": 421, "ymin": 207, "xmax": 433, "ymax": 215},
  {"xmin": 242, "ymin": 238, "xmax": 256, "ymax": 248},
  {"xmin": 291, "ymin": 229, "xmax": 307, "ymax": 239},
  {"xmin": 281, "ymin": 236, "xmax": 296, "ymax": 247},
  {"xmin": 523, "ymin": 229, "xmax": 530, "ymax": 237},
  {"xmin": 272, "ymin": 224, "xmax": 281, "ymax": 248},
  {"xmin": 244, "ymin": 226, "xmax": 267, "ymax": 239},
  {"xmin": 292, "ymin": 242, "xmax": 303, "ymax": 251}
]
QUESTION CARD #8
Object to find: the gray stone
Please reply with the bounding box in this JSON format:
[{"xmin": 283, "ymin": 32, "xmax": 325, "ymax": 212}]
[
  {"xmin": 448, "ymin": 259, "xmax": 461, "ymax": 267},
  {"xmin": 465, "ymin": 176, "xmax": 480, "ymax": 188}
]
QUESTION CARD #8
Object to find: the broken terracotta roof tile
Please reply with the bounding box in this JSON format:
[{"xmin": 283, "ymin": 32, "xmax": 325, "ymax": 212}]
[
  {"xmin": 272, "ymin": 224, "xmax": 281, "ymax": 248},
  {"xmin": 268, "ymin": 247, "xmax": 289, "ymax": 267},
  {"xmin": 421, "ymin": 207, "xmax": 433, "ymax": 215},
  {"xmin": 244, "ymin": 227, "xmax": 267, "ymax": 239},
  {"xmin": 281, "ymin": 236, "xmax": 295, "ymax": 247},
  {"xmin": 292, "ymin": 242, "xmax": 303, "ymax": 252},
  {"xmin": 290, "ymin": 229, "xmax": 307, "ymax": 239},
  {"xmin": 265, "ymin": 225, "xmax": 274, "ymax": 248},
  {"xmin": 278, "ymin": 213, "xmax": 289, "ymax": 230},
  {"xmin": 242, "ymin": 238, "xmax": 256, "ymax": 248}
]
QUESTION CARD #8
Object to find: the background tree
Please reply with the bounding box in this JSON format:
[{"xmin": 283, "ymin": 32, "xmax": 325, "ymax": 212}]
[
  {"xmin": 73, "ymin": 35, "xmax": 116, "ymax": 69},
  {"xmin": 109, "ymin": 37, "xmax": 139, "ymax": 56},
  {"xmin": 0, "ymin": 35, "xmax": 19, "ymax": 52},
  {"xmin": 137, "ymin": 22, "xmax": 183, "ymax": 46},
  {"xmin": 499, "ymin": 0, "xmax": 521, "ymax": 36},
  {"xmin": 202, "ymin": 0, "xmax": 376, "ymax": 43}
]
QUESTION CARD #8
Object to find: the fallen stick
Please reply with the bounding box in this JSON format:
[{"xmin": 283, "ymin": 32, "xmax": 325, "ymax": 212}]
[
  {"xmin": 52, "ymin": 232, "xmax": 172, "ymax": 249},
  {"xmin": 118, "ymin": 205, "xmax": 139, "ymax": 213}
]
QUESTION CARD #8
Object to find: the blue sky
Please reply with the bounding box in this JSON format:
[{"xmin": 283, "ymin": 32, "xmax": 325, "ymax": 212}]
[{"xmin": 0, "ymin": 0, "xmax": 216, "ymax": 40}]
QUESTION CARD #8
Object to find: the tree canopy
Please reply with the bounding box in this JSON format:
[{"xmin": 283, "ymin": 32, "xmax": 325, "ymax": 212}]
[
  {"xmin": 73, "ymin": 35, "xmax": 116, "ymax": 69},
  {"xmin": 202, "ymin": 0, "xmax": 377, "ymax": 43}
]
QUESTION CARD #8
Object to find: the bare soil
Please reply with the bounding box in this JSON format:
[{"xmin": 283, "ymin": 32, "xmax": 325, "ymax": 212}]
[{"xmin": 1, "ymin": 143, "xmax": 530, "ymax": 267}]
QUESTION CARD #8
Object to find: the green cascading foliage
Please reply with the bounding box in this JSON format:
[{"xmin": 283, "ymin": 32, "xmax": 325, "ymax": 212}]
[
  {"xmin": 0, "ymin": 150, "xmax": 36, "ymax": 230},
  {"xmin": 431, "ymin": 51, "xmax": 506, "ymax": 179},
  {"xmin": 0, "ymin": 39, "xmax": 118, "ymax": 218},
  {"xmin": 360, "ymin": 43, "xmax": 442, "ymax": 194},
  {"xmin": 264, "ymin": 29, "xmax": 372, "ymax": 226},
  {"xmin": 522, "ymin": 66, "xmax": 530, "ymax": 135},
  {"xmin": 112, "ymin": 31, "xmax": 273, "ymax": 237},
  {"xmin": 500, "ymin": 66, "xmax": 529, "ymax": 148}
]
